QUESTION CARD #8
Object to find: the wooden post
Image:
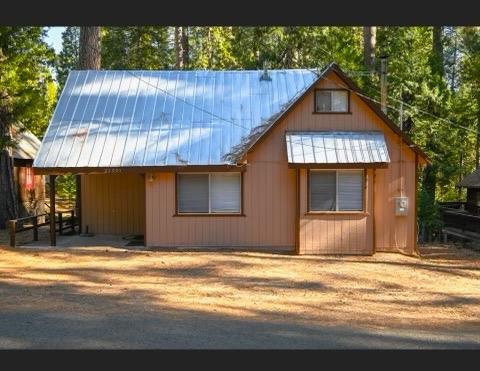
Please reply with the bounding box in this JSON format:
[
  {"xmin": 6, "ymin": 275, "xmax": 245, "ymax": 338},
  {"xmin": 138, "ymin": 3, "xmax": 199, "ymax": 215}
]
[
  {"xmin": 58, "ymin": 212, "xmax": 63, "ymax": 235},
  {"xmin": 33, "ymin": 216, "xmax": 38, "ymax": 241},
  {"xmin": 71, "ymin": 209, "xmax": 75, "ymax": 232},
  {"xmin": 9, "ymin": 220, "xmax": 16, "ymax": 247},
  {"xmin": 49, "ymin": 174, "xmax": 56, "ymax": 246},
  {"xmin": 76, "ymin": 175, "xmax": 82, "ymax": 234}
]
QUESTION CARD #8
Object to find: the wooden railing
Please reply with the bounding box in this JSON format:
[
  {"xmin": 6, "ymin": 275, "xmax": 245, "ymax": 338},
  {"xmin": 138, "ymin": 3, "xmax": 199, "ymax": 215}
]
[
  {"xmin": 439, "ymin": 207, "xmax": 480, "ymax": 235},
  {"xmin": 8, "ymin": 210, "xmax": 77, "ymax": 247},
  {"xmin": 438, "ymin": 201, "xmax": 466, "ymax": 210}
]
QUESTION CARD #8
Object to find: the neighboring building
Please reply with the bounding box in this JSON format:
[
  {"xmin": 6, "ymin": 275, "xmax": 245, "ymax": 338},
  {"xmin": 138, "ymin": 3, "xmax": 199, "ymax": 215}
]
[
  {"xmin": 458, "ymin": 168, "xmax": 480, "ymax": 215},
  {"xmin": 12, "ymin": 126, "xmax": 45, "ymax": 217},
  {"xmin": 33, "ymin": 63, "xmax": 429, "ymax": 255}
]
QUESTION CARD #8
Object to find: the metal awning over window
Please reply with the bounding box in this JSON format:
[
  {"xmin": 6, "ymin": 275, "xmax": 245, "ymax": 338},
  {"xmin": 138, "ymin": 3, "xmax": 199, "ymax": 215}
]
[{"xmin": 286, "ymin": 131, "xmax": 390, "ymax": 168}]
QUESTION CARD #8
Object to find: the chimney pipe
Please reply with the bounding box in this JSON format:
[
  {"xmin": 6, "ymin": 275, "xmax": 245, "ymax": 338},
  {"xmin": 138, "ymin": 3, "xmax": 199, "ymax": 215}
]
[{"xmin": 260, "ymin": 60, "xmax": 271, "ymax": 81}]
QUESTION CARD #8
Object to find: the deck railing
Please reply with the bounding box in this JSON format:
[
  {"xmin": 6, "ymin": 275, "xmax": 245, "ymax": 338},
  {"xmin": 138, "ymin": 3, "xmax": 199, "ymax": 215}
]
[
  {"xmin": 8, "ymin": 210, "xmax": 77, "ymax": 247},
  {"xmin": 439, "ymin": 207, "xmax": 480, "ymax": 235}
]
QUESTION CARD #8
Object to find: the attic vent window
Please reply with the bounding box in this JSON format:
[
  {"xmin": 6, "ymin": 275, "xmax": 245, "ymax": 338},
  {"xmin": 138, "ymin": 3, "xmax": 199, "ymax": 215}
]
[{"xmin": 314, "ymin": 89, "xmax": 350, "ymax": 113}]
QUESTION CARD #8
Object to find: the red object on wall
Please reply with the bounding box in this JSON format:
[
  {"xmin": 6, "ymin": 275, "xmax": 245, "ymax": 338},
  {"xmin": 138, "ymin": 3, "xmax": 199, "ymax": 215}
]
[{"xmin": 25, "ymin": 167, "xmax": 35, "ymax": 191}]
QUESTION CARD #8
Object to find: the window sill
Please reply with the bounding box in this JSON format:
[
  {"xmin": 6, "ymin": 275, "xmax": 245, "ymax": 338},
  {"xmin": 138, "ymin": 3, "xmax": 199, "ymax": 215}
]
[
  {"xmin": 312, "ymin": 111, "xmax": 352, "ymax": 115},
  {"xmin": 173, "ymin": 213, "xmax": 246, "ymax": 217},
  {"xmin": 305, "ymin": 211, "xmax": 369, "ymax": 216}
]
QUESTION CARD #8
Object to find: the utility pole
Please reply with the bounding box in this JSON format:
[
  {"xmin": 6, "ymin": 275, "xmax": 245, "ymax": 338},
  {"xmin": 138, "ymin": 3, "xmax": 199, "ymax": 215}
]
[{"xmin": 380, "ymin": 55, "xmax": 388, "ymax": 114}]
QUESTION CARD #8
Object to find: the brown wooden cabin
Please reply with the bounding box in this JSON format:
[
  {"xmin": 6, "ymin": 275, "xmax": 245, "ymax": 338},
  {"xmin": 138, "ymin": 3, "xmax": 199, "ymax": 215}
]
[
  {"xmin": 34, "ymin": 63, "xmax": 430, "ymax": 255},
  {"xmin": 12, "ymin": 126, "xmax": 45, "ymax": 218}
]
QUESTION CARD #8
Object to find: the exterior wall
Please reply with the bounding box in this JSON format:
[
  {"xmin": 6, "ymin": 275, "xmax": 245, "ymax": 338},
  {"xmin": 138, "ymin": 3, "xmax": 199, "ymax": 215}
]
[
  {"xmin": 146, "ymin": 167, "xmax": 296, "ymax": 247},
  {"xmin": 466, "ymin": 188, "xmax": 480, "ymax": 214},
  {"xmin": 145, "ymin": 71, "xmax": 418, "ymax": 254},
  {"xmin": 298, "ymin": 168, "xmax": 374, "ymax": 254},
  {"xmin": 81, "ymin": 173, "xmax": 145, "ymax": 235}
]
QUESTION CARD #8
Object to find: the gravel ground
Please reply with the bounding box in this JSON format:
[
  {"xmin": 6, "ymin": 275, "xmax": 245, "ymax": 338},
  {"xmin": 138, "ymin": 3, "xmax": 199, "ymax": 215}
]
[{"xmin": 0, "ymin": 241, "xmax": 479, "ymax": 349}]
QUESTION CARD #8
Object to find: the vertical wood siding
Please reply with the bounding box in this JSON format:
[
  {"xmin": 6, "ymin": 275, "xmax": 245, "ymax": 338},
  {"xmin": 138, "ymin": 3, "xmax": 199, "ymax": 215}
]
[
  {"xmin": 81, "ymin": 173, "xmax": 145, "ymax": 235},
  {"xmin": 145, "ymin": 71, "xmax": 417, "ymax": 254}
]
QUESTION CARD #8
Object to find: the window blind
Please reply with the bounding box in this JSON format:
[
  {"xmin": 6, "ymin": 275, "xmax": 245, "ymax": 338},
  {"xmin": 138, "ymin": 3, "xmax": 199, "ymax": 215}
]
[
  {"xmin": 338, "ymin": 171, "xmax": 363, "ymax": 211},
  {"xmin": 177, "ymin": 174, "xmax": 209, "ymax": 213},
  {"xmin": 210, "ymin": 173, "xmax": 241, "ymax": 213},
  {"xmin": 309, "ymin": 171, "xmax": 336, "ymax": 211}
]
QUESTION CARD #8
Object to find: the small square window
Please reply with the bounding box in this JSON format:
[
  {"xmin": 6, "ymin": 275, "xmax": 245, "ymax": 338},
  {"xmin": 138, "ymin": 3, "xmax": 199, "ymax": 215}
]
[{"xmin": 315, "ymin": 90, "xmax": 349, "ymax": 113}]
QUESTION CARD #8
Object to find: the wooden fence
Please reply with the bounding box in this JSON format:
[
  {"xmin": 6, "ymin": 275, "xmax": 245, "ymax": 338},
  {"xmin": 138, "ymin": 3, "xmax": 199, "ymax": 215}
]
[{"xmin": 8, "ymin": 210, "xmax": 78, "ymax": 247}]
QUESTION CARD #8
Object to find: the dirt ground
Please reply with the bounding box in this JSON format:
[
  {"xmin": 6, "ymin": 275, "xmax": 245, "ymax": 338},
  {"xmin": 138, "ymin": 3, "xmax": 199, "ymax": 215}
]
[{"xmin": 0, "ymin": 240, "xmax": 479, "ymax": 349}]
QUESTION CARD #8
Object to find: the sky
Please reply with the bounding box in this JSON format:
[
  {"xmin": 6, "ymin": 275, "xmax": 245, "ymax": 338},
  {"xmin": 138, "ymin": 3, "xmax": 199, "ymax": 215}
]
[{"xmin": 45, "ymin": 26, "xmax": 66, "ymax": 54}]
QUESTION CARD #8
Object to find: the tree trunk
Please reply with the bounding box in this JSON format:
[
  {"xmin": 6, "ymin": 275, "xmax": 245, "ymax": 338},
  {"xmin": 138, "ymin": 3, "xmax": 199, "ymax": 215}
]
[
  {"xmin": 174, "ymin": 27, "xmax": 183, "ymax": 69},
  {"xmin": 432, "ymin": 26, "xmax": 445, "ymax": 77},
  {"xmin": 283, "ymin": 27, "xmax": 295, "ymax": 68},
  {"xmin": 181, "ymin": 27, "xmax": 189, "ymax": 68},
  {"xmin": 76, "ymin": 27, "xmax": 101, "ymax": 233},
  {"xmin": 363, "ymin": 26, "xmax": 376, "ymax": 72},
  {"xmin": 0, "ymin": 92, "xmax": 18, "ymax": 229},
  {"xmin": 78, "ymin": 27, "xmax": 101, "ymax": 69},
  {"xmin": 476, "ymin": 94, "xmax": 480, "ymax": 168}
]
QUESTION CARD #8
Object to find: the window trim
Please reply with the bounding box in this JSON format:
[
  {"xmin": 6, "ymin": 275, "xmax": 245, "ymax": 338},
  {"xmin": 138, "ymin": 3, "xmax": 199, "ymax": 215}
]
[
  {"xmin": 174, "ymin": 172, "xmax": 245, "ymax": 216},
  {"xmin": 307, "ymin": 169, "xmax": 366, "ymax": 214},
  {"xmin": 313, "ymin": 88, "xmax": 351, "ymax": 114}
]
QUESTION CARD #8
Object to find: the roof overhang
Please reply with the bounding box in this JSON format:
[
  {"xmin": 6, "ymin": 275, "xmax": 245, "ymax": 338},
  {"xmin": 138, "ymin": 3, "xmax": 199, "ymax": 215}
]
[{"xmin": 33, "ymin": 164, "xmax": 246, "ymax": 175}]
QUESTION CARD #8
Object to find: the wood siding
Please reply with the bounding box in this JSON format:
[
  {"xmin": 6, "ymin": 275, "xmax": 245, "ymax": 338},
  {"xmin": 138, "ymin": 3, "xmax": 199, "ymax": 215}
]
[
  {"xmin": 81, "ymin": 173, "xmax": 145, "ymax": 235},
  {"xmin": 143, "ymin": 70, "xmax": 417, "ymax": 254}
]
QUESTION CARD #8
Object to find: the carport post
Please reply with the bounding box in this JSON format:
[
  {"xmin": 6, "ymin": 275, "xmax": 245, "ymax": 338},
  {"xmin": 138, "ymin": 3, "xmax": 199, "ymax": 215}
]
[{"xmin": 49, "ymin": 174, "xmax": 56, "ymax": 246}]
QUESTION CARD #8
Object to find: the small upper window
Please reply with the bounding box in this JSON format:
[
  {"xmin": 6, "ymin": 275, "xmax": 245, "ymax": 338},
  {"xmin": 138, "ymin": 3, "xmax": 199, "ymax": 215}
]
[{"xmin": 315, "ymin": 90, "xmax": 349, "ymax": 113}]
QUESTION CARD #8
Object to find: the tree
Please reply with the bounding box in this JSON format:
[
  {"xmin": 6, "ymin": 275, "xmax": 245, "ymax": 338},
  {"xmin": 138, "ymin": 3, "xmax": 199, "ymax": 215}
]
[
  {"xmin": 181, "ymin": 27, "xmax": 190, "ymax": 68},
  {"xmin": 0, "ymin": 92, "xmax": 17, "ymax": 228},
  {"xmin": 0, "ymin": 27, "xmax": 55, "ymax": 227},
  {"xmin": 174, "ymin": 27, "xmax": 183, "ymax": 68},
  {"xmin": 56, "ymin": 27, "xmax": 80, "ymax": 89},
  {"xmin": 363, "ymin": 27, "xmax": 376, "ymax": 72},
  {"xmin": 102, "ymin": 27, "xmax": 171, "ymax": 69}
]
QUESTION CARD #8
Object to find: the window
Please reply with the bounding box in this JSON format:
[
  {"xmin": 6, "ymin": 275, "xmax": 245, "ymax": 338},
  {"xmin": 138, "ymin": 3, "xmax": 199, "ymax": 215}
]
[
  {"xmin": 314, "ymin": 89, "xmax": 349, "ymax": 113},
  {"xmin": 309, "ymin": 170, "xmax": 364, "ymax": 211},
  {"xmin": 177, "ymin": 173, "xmax": 242, "ymax": 214}
]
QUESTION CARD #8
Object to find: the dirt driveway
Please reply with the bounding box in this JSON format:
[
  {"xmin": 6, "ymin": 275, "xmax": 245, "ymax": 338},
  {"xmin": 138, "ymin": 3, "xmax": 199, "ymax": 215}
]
[{"xmin": 0, "ymin": 243, "xmax": 479, "ymax": 349}]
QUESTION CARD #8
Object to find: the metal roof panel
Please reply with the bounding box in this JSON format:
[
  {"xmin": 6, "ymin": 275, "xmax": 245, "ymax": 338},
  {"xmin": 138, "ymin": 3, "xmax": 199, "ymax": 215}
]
[{"xmin": 286, "ymin": 131, "xmax": 391, "ymax": 164}]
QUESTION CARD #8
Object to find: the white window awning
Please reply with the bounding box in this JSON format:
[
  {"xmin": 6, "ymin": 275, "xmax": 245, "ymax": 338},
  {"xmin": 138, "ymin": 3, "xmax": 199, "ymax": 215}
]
[{"xmin": 286, "ymin": 131, "xmax": 390, "ymax": 167}]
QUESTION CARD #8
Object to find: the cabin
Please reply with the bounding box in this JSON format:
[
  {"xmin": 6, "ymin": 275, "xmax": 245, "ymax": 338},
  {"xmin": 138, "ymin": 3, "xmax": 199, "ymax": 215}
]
[
  {"xmin": 33, "ymin": 63, "xmax": 429, "ymax": 255},
  {"xmin": 12, "ymin": 126, "xmax": 45, "ymax": 218},
  {"xmin": 458, "ymin": 168, "xmax": 480, "ymax": 215},
  {"xmin": 439, "ymin": 168, "xmax": 480, "ymax": 244}
]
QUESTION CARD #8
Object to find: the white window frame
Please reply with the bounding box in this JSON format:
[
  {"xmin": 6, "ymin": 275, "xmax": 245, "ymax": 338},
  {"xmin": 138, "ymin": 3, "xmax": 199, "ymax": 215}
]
[
  {"xmin": 309, "ymin": 169, "xmax": 365, "ymax": 212},
  {"xmin": 176, "ymin": 172, "xmax": 242, "ymax": 215}
]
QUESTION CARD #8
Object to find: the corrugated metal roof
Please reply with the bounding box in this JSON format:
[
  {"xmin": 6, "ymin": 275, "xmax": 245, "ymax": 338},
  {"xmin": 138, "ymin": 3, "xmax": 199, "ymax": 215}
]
[
  {"xmin": 12, "ymin": 126, "xmax": 41, "ymax": 160},
  {"xmin": 33, "ymin": 69, "xmax": 317, "ymax": 168},
  {"xmin": 285, "ymin": 131, "xmax": 390, "ymax": 164}
]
